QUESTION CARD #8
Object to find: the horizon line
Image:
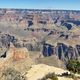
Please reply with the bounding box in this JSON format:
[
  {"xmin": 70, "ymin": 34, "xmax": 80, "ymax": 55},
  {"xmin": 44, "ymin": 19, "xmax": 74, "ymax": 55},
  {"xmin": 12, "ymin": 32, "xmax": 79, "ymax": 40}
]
[{"xmin": 0, "ymin": 7, "xmax": 80, "ymax": 11}]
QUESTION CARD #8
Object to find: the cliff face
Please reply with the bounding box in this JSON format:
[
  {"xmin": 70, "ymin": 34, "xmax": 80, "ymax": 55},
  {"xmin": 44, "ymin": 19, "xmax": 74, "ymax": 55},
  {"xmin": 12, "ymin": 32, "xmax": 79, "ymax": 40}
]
[
  {"xmin": 0, "ymin": 9, "xmax": 80, "ymax": 63},
  {"xmin": 42, "ymin": 43, "xmax": 80, "ymax": 61}
]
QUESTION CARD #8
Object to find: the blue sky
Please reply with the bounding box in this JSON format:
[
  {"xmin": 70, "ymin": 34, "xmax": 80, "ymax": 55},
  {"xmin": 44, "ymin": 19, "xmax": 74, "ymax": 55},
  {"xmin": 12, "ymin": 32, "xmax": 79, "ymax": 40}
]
[{"xmin": 0, "ymin": 0, "xmax": 80, "ymax": 10}]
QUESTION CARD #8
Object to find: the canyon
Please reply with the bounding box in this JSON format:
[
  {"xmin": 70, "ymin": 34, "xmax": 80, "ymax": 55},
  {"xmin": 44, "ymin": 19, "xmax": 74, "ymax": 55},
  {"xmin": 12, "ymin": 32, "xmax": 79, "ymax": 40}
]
[{"xmin": 0, "ymin": 9, "xmax": 80, "ymax": 80}]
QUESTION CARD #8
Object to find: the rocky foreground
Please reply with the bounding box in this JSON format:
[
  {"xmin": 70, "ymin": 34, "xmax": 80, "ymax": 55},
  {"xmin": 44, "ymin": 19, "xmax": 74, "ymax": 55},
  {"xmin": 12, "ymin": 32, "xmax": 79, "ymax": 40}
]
[
  {"xmin": 0, "ymin": 44, "xmax": 79, "ymax": 80},
  {"xmin": 26, "ymin": 64, "xmax": 72, "ymax": 80}
]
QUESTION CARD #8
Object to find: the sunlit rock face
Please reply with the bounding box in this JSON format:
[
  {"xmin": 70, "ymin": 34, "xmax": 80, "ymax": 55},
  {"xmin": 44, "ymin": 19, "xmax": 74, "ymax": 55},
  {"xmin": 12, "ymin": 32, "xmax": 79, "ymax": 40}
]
[
  {"xmin": 6, "ymin": 44, "xmax": 29, "ymax": 61},
  {"xmin": 26, "ymin": 64, "xmax": 70, "ymax": 80},
  {"xmin": 0, "ymin": 43, "xmax": 34, "ymax": 73}
]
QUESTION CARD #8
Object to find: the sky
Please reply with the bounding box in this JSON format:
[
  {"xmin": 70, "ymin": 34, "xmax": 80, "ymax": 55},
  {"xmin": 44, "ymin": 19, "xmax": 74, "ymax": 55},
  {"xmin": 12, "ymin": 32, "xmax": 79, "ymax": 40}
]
[{"xmin": 0, "ymin": 0, "xmax": 80, "ymax": 10}]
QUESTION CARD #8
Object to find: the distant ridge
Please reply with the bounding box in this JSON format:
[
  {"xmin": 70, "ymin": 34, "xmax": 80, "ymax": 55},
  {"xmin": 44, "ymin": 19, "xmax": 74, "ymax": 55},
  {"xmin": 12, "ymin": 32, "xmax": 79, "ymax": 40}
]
[{"xmin": 0, "ymin": 8, "xmax": 80, "ymax": 12}]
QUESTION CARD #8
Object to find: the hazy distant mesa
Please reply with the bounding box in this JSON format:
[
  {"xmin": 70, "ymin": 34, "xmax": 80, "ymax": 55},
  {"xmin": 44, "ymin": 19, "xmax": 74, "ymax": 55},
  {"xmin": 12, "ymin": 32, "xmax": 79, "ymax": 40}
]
[{"xmin": 0, "ymin": 9, "xmax": 80, "ymax": 29}]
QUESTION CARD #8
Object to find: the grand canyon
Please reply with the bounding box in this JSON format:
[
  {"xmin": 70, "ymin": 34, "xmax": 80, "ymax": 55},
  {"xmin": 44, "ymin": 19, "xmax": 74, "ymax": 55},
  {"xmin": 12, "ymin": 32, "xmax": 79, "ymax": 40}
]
[{"xmin": 0, "ymin": 9, "xmax": 80, "ymax": 80}]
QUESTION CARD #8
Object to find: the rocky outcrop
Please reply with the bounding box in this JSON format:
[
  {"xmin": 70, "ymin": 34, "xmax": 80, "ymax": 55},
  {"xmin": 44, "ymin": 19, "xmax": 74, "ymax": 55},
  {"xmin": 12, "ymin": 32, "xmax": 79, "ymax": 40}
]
[
  {"xmin": 0, "ymin": 43, "xmax": 35, "ymax": 76},
  {"xmin": 26, "ymin": 64, "xmax": 70, "ymax": 80},
  {"xmin": 0, "ymin": 34, "xmax": 16, "ymax": 48},
  {"xmin": 42, "ymin": 43, "xmax": 80, "ymax": 61},
  {"xmin": 5, "ymin": 43, "xmax": 29, "ymax": 61}
]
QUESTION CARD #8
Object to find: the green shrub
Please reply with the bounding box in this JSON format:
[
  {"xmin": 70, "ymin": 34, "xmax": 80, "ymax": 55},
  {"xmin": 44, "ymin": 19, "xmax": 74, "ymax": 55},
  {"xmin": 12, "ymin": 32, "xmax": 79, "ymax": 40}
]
[
  {"xmin": 41, "ymin": 72, "xmax": 58, "ymax": 80},
  {"xmin": 66, "ymin": 59, "xmax": 80, "ymax": 74}
]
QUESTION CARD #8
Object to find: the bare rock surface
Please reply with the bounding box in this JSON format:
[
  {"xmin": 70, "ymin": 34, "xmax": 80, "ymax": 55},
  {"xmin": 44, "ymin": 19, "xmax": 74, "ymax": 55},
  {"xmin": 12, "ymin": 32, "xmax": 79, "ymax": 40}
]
[
  {"xmin": 26, "ymin": 64, "xmax": 71, "ymax": 80},
  {"xmin": 0, "ymin": 44, "xmax": 35, "ymax": 78}
]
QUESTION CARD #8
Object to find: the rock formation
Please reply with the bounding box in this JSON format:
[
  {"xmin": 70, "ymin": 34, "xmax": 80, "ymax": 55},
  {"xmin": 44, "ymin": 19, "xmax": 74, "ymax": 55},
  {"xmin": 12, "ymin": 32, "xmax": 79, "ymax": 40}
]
[
  {"xmin": 42, "ymin": 42, "xmax": 80, "ymax": 61},
  {"xmin": 0, "ymin": 8, "xmax": 80, "ymax": 80},
  {"xmin": 26, "ymin": 64, "xmax": 71, "ymax": 80},
  {"xmin": 6, "ymin": 43, "xmax": 29, "ymax": 61},
  {"xmin": 0, "ymin": 43, "xmax": 35, "ymax": 79}
]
